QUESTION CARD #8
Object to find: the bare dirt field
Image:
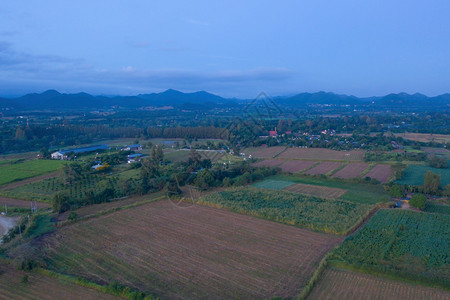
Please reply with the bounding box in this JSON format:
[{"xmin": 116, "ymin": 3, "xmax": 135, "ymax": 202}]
[
  {"xmin": 40, "ymin": 200, "xmax": 343, "ymax": 299},
  {"xmin": 251, "ymin": 159, "xmax": 285, "ymax": 168},
  {"xmin": 307, "ymin": 268, "xmax": 450, "ymax": 300},
  {"xmin": 305, "ymin": 162, "xmax": 343, "ymax": 175},
  {"xmin": 279, "ymin": 160, "xmax": 316, "ymax": 173},
  {"xmin": 283, "ymin": 183, "xmax": 347, "ymax": 199},
  {"xmin": 0, "ymin": 197, "xmax": 49, "ymax": 209},
  {"xmin": 365, "ymin": 164, "xmax": 392, "ymax": 183},
  {"xmin": 332, "ymin": 163, "xmax": 369, "ymax": 179},
  {"xmin": 278, "ymin": 148, "xmax": 364, "ymax": 161},
  {"xmin": 0, "ymin": 264, "xmax": 118, "ymax": 300}
]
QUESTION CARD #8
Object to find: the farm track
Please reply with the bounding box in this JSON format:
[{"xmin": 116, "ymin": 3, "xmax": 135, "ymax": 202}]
[
  {"xmin": 40, "ymin": 200, "xmax": 343, "ymax": 299},
  {"xmin": 0, "ymin": 171, "xmax": 59, "ymax": 190},
  {"xmin": 307, "ymin": 268, "xmax": 450, "ymax": 300}
]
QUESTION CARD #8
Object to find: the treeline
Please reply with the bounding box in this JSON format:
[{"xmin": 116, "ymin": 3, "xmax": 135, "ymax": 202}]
[{"xmin": 0, "ymin": 124, "xmax": 227, "ymax": 153}]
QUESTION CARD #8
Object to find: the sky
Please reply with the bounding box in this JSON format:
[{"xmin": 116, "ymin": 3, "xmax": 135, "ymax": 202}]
[{"xmin": 0, "ymin": 0, "xmax": 449, "ymax": 98}]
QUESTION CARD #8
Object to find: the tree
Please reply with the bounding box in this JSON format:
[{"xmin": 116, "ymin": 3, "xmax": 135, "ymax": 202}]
[
  {"xmin": 387, "ymin": 184, "xmax": 405, "ymax": 198},
  {"xmin": 156, "ymin": 145, "xmax": 164, "ymax": 163},
  {"xmin": 51, "ymin": 192, "xmax": 70, "ymax": 213},
  {"xmin": 409, "ymin": 194, "xmax": 427, "ymax": 210},
  {"xmin": 39, "ymin": 147, "xmax": 50, "ymax": 158},
  {"xmin": 194, "ymin": 169, "xmax": 215, "ymax": 190},
  {"xmin": 423, "ymin": 171, "xmax": 441, "ymax": 195}
]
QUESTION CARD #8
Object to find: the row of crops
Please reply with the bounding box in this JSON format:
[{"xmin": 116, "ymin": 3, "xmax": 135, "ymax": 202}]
[
  {"xmin": 0, "ymin": 173, "xmax": 140, "ymax": 203},
  {"xmin": 196, "ymin": 187, "xmax": 375, "ymax": 235},
  {"xmin": 329, "ymin": 209, "xmax": 450, "ymax": 287}
]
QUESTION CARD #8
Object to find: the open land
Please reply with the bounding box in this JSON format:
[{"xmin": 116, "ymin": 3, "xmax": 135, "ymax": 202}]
[
  {"xmin": 307, "ymin": 268, "xmax": 450, "ymax": 300},
  {"xmin": 396, "ymin": 165, "xmax": 450, "ymax": 186},
  {"xmin": 283, "ymin": 183, "xmax": 347, "ymax": 199},
  {"xmin": 0, "ymin": 264, "xmax": 119, "ymax": 300},
  {"xmin": 364, "ymin": 164, "xmax": 392, "ymax": 183},
  {"xmin": 39, "ymin": 200, "xmax": 343, "ymax": 299},
  {"xmin": 332, "ymin": 163, "xmax": 369, "ymax": 179},
  {"xmin": 277, "ymin": 148, "xmax": 365, "ymax": 161},
  {"xmin": 393, "ymin": 133, "xmax": 450, "ymax": 144},
  {"xmin": 0, "ymin": 159, "xmax": 64, "ymax": 187},
  {"xmin": 305, "ymin": 162, "xmax": 343, "ymax": 175},
  {"xmin": 279, "ymin": 160, "xmax": 316, "ymax": 173}
]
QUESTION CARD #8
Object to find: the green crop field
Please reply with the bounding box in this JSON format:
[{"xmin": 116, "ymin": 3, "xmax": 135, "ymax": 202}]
[
  {"xmin": 262, "ymin": 175, "xmax": 389, "ymax": 205},
  {"xmin": 252, "ymin": 179, "xmax": 295, "ymax": 190},
  {"xmin": 197, "ymin": 187, "xmax": 375, "ymax": 235},
  {"xmin": 329, "ymin": 209, "xmax": 450, "ymax": 287},
  {"xmin": 425, "ymin": 203, "xmax": 450, "ymax": 215},
  {"xmin": 396, "ymin": 165, "xmax": 450, "ymax": 186},
  {"xmin": 0, "ymin": 159, "xmax": 64, "ymax": 186}
]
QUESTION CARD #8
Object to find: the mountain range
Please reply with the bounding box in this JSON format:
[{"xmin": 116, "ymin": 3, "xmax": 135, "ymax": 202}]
[{"xmin": 0, "ymin": 89, "xmax": 449, "ymax": 112}]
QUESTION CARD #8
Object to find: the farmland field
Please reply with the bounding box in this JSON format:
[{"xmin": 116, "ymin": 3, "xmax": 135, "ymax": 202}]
[
  {"xmin": 279, "ymin": 160, "xmax": 316, "ymax": 173},
  {"xmin": 251, "ymin": 159, "xmax": 284, "ymax": 168},
  {"xmin": 277, "ymin": 148, "xmax": 364, "ymax": 161},
  {"xmin": 0, "ymin": 263, "xmax": 118, "ymax": 300},
  {"xmin": 252, "ymin": 179, "xmax": 295, "ymax": 190},
  {"xmin": 243, "ymin": 146, "xmax": 285, "ymax": 158},
  {"xmin": 307, "ymin": 268, "xmax": 450, "ymax": 300},
  {"xmin": 0, "ymin": 159, "xmax": 64, "ymax": 186},
  {"xmin": 267, "ymin": 175, "xmax": 390, "ymax": 205},
  {"xmin": 364, "ymin": 164, "xmax": 392, "ymax": 183},
  {"xmin": 331, "ymin": 163, "xmax": 369, "ymax": 179},
  {"xmin": 40, "ymin": 200, "xmax": 343, "ymax": 299},
  {"xmin": 283, "ymin": 183, "xmax": 347, "ymax": 199},
  {"xmin": 396, "ymin": 165, "xmax": 450, "ymax": 186},
  {"xmin": 197, "ymin": 187, "xmax": 375, "ymax": 234},
  {"xmin": 329, "ymin": 209, "xmax": 450, "ymax": 286},
  {"xmin": 305, "ymin": 162, "xmax": 343, "ymax": 175},
  {"xmin": 393, "ymin": 133, "xmax": 450, "ymax": 144},
  {"xmin": 425, "ymin": 203, "xmax": 450, "ymax": 216}
]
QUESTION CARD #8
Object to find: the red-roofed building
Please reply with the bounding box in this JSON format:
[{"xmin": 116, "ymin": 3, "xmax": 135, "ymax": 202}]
[{"xmin": 269, "ymin": 130, "xmax": 278, "ymax": 137}]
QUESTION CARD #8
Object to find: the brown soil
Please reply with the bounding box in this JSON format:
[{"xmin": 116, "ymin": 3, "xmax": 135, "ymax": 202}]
[
  {"xmin": 332, "ymin": 163, "xmax": 369, "ymax": 179},
  {"xmin": 307, "ymin": 268, "xmax": 450, "ymax": 300},
  {"xmin": 279, "ymin": 160, "xmax": 316, "ymax": 173},
  {"xmin": 365, "ymin": 164, "xmax": 392, "ymax": 183},
  {"xmin": 305, "ymin": 162, "xmax": 343, "ymax": 175},
  {"xmin": 41, "ymin": 200, "xmax": 343, "ymax": 299},
  {"xmin": 0, "ymin": 197, "xmax": 50, "ymax": 209}
]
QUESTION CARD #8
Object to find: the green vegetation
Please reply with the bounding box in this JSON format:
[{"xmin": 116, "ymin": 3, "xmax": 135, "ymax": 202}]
[
  {"xmin": 197, "ymin": 187, "xmax": 375, "ymax": 235},
  {"xmin": 425, "ymin": 203, "xmax": 450, "ymax": 215},
  {"xmin": 264, "ymin": 175, "xmax": 389, "ymax": 205},
  {"xmin": 397, "ymin": 165, "xmax": 449, "ymax": 186},
  {"xmin": 0, "ymin": 159, "xmax": 64, "ymax": 186},
  {"xmin": 329, "ymin": 209, "xmax": 450, "ymax": 288},
  {"xmin": 252, "ymin": 179, "xmax": 295, "ymax": 190},
  {"xmin": 409, "ymin": 194, "xmax": 426, "ymax": 210}
]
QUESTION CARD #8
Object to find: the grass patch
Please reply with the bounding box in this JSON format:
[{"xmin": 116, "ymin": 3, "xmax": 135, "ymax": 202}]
[
  {"xmin": 252, "ymin": 179, "xmax": 295, "ymax": 190},
  {"xmin": 396, "ymin": 164, "xmax": 450, "ymax": 186},
  {"xmin": 0, "ymin": 159, "xmax": 64, "ymax": 186},
  {"xmin": 268, "ymin": 174, "xmax": 389, "ymax": 205},
  {"xmin": 425, "ymin": 203, "xmax": 450, "ymax": 215}
]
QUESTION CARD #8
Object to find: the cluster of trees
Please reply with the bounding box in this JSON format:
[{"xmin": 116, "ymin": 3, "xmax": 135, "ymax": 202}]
[{"xmin": 428, "ymin": 155, "xmax": 448, "ymax": 169}]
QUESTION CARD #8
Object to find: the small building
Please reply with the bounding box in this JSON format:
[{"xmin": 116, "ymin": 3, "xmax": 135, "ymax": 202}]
[
  {"xmin": 122, "ymin": 144, "xmax": 142, "ymax": 151},
  {"xmin": 269, "ymin": 130, "xmax": 277, "ymax": 137},
  {"xmin": 127, "ymin": 153, "xmax": 144, "ymax": 163},
  {"xmin": 91, "ymin": 164, "xmax": 104, "ymax": 171},
  {"xmin": 51, "ymin": 144, "xmax": 109, "ymax": 160}
]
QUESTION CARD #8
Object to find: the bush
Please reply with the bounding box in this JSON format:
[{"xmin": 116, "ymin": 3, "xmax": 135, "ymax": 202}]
[
  {"xmin": 410, "ymin": 194, "xmax": 427, "ymax": 210},
  {"xmin": 67, "ymin": 211, "xmax": 78, "ymax": 221}
]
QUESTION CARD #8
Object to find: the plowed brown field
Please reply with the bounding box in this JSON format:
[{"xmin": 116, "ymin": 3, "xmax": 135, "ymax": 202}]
[
  {"xmin": 305, "ymin": 162, "xmax": 343, "ymax": 175},
  {"xmin": 365, "ymin": 164, "xmax": 392, "ymax": 183},
  {"xmin": 278, "ymin": 148, "xmax": 364, "ymax": 161},
  {"xmin": 279, "ymin": 160, "xmax": 316, "ymax": 173},
  {"xmin": 332, "ymin": 163, "xmax": 369, "ymax": 179},
  {"xmin": 41, "ymin": 200, "xmax": 343, "ymax": 299},
  {"xmin": 307, "ymin": 268, "xmax": 450, "ymax": 300},
  {"xmin": 251, "ymin": 159, "xmax": 284, "ymax": 168}
]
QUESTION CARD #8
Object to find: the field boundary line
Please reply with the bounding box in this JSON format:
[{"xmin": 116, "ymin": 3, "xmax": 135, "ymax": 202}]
[
  {"xmin": 272, "ymin": 146, "xmax": 288, "ymax": 158},
  {"xmin": 359, "ymin": 163, "xmax": 375, "ymax": 178},
  {"xmin": 327, "ymin": 163, "xmax": 347, "ymax": 176},
  {"xmin": 56, "ymin": 195, "xmax": 166, "ymax": 228}
]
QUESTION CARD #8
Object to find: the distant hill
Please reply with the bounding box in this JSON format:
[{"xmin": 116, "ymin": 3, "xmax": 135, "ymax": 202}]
[{"xmin": 0, "ymin": 89, "xmax": 448, "ymax": 112}]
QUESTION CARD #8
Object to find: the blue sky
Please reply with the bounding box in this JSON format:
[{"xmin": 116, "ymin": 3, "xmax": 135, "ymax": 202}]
[{"xmin": 0, "ymin": 1, "xmax": 449, "ymax": 97}]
